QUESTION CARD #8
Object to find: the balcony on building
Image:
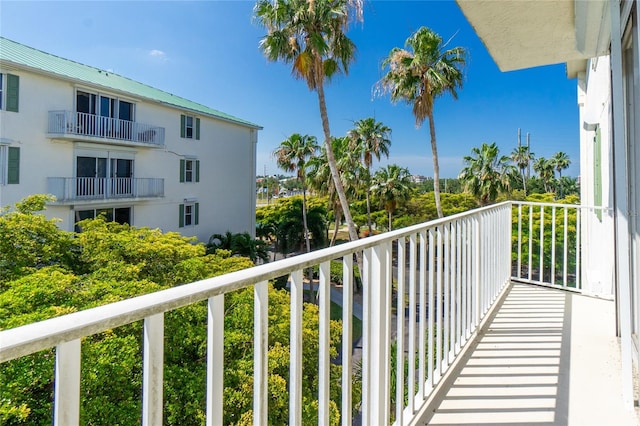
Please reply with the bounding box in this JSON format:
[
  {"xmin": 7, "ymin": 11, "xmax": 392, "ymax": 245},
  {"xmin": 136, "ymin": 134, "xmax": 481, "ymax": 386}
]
[
  {"xmin": 47, "ymin": 176, "xmax": 165, "ymax": 204},
  {"xmin": 0, "ymin": 201, "xmax": 636, "ymax": 425},
  {"xmin": 47, "ymin": 110, "xmax": 165, "ymax": 148}
]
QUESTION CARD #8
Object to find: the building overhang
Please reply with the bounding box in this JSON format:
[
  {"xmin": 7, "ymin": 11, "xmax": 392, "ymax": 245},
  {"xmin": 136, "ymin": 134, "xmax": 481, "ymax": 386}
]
[{"xmin": 456, "ymin": 0, "xmax": 610, "ymax": 78}]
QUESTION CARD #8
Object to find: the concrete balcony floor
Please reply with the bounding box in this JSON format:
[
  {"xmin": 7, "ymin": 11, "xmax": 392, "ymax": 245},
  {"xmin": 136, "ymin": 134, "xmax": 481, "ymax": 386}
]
[{"xmin": 424, "ymin": 283, "xmax": 639, "ymax": 426}]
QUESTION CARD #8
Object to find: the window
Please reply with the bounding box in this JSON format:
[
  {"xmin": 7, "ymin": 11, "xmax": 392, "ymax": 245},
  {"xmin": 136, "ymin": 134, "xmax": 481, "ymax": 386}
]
[
  {"xmin": 180, "ymin": 158, "xmax": 200, "ymax": 183},
  {"xmin": 0, "ymin": 73, "xmax": 19, "ymax": 112},
  {"xmin": 0, "ymin": 145, "xmax": 20, "ymax": 185},
  {"xmin": 179, "ymin": 202, "xmax": 199, "ymax": 228},
  {"xmin": 74, "ymin": 207, "xmax": 132, "ymax": 232},
  {"xmin": 180, "ymin": 114, "xmax": 200, "ymax": 140},
  {"xmin": 76, "ymin": 90, "xmax": 134, "ymax": 120}
]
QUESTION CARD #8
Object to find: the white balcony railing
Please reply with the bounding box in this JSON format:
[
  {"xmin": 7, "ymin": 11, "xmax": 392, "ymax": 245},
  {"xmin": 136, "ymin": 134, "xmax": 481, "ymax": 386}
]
[
  {"xmin": 48, "ymin": 111, "xmax": 165, "ymax": 146},
  {"xmin": 1, "ymin": 201, "xmax": 592, "ymax": 425},
  {"xmin": 47, "ymin": 177, "xmax": 164, "ymax": 202}
]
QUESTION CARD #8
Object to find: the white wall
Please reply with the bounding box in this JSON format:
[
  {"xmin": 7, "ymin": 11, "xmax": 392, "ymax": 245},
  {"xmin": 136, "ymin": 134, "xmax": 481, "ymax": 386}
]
[
  {"xmin": 0, "ymin": 65, "xmax": 258, "ymax": 243},
  {"xmin": 577, "ymin": 56, "xmax": 615, "ymax": 298}
]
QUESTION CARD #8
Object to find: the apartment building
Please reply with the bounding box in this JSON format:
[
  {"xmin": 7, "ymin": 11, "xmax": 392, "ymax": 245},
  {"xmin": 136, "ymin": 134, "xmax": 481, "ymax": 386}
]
[{"xmin": 0, "ymin": 37, "xmax": 261, "ymax": 242}]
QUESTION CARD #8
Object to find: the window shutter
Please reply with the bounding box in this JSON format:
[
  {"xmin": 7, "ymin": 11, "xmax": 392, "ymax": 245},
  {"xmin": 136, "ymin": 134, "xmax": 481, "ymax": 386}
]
[
  {"xmin": 195, "ymin": 118, "xmax": 201, "ymax": 140},
  {"xmin": 7, "ymin": 147, "xmax": 20, "ymax": 184},
  {"xmin": 180, "ymin": 115, "xmax": 186, "ymax": 138},
  {"xmin": 194, "ymin": 203, "xmax": 199, "ymax": 225},
  {"xmin": 179, "ymin": 204, "xmax": 185, "ymax": 228},
  {"xmin": 6, "ymin": 74, "xmax": 19, "ymax": 112},
  {"xmin": 594, "ymin": 127, "xmax": 602, "ymax": 220},
  {"xmin": 180, "ymin": 159, "xmax": 185, "ymax": 182},
  {"xmin": 195, "ymin": 160, "xmax": 200, "ymax": 182}
]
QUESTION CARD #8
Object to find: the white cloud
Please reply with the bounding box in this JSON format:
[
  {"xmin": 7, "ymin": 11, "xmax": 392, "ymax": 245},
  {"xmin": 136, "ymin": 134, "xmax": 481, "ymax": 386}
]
[{"xmin": 148, "ymin": 49, "xmax": 167, "ymax": 61}]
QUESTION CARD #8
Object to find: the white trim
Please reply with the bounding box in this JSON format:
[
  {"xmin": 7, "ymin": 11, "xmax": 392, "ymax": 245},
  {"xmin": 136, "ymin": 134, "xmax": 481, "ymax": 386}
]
[{"xmin": 610, "ymin": 0, "xmax": 634, "ymax": 410}]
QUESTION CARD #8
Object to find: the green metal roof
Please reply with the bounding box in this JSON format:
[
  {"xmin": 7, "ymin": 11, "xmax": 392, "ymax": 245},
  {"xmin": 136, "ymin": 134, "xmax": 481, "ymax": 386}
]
[{"xmin": 0, "ymin": 37, "xmax": 261, "ymax": 129}]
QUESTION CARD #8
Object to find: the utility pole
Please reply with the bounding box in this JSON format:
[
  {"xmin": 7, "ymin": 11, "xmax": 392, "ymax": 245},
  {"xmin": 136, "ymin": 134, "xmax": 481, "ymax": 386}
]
[{"xmin": 526, "ymin": 133, "xmax": 531, "ymax": 179}]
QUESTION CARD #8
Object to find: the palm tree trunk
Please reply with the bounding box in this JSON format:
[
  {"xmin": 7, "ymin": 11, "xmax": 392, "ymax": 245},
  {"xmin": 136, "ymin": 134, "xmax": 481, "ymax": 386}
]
[
  {"xmin": 521, "ymin": 168, "xmax": 527, "ymax": 195},
  {"xmin": 366, "ymin": 186, "xmax": 372, "ymax": 235},
  {"xmin": 302, "ymin": 186, "xmax": 311, "ymax": 254},
  {"xmin": 301, "ymin": 185, "xmax": 316, "ymax": 302},
  {"xmin": 388, "ymin": 210, "xmax": 392, "ymax": 231},
  {"xmin": 316, "ymin": 79, "xmax": 359, "ymax": 243},
  {"xmin": 428, "ymin": 112, "xmax": 444, "ymax": 218},
  {"xmin": 330, "ymin": 205, "xmax": 342, "ymax": 247},
  {"xmin": 315, "ymin": 69, "xmax": 364, "ymax": 295}
]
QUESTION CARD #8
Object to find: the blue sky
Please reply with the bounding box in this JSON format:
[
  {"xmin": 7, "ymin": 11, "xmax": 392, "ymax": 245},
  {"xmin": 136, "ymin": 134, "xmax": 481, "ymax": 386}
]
[{"xmin": 1, "ymin": 0, "xmax": 579, "ymax": 178}]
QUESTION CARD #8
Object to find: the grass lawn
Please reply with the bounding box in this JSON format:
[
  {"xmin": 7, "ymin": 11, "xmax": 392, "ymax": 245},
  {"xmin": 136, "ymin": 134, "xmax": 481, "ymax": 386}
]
[{"xmin": 330, "ymin": 301, "xmax": 363, "ymax": 342}]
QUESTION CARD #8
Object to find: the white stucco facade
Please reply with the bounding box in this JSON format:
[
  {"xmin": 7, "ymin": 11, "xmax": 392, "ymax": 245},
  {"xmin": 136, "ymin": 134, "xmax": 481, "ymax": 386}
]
[
  {"xmin": 577, "ymin": 56, "xmax": 616, "ymax": 298},
  {"xmin": 0, "ymin": 39, "xmax": 259, "ymax": 242}
]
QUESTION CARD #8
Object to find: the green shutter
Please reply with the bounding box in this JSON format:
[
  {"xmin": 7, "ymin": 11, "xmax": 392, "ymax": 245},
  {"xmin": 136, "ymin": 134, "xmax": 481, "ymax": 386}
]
[
  {"xmin": 594, "ymin": 127, "xmax": 602, "ymax": 220},
  {"xmin": 7, "ymin": 147, "xmax": 20, "ymax": 184},
  {"xmin": 180, "ymin": 159, "xmax": 185, "ymax": 182},
  {"xmin": 6, "ymin": 74, "xmax": 19, "ymax": 112},
  {"xmin": 195, "ymin": 160, "xmax": 200, "ymax": 182},
  {"xmin": 195, "ymin": 118, "xmax": 201, "ymax": 140},
  {"xmin": 179, "ymin": 204, "xmax": 185, "ymax": 228},
  {"xmin": 194, "ymin": 203, "xmax": 199, "ymax": 225},
  {"xmin": 180, "ymin": 115, "xmax": 186, "ymax": 138}
]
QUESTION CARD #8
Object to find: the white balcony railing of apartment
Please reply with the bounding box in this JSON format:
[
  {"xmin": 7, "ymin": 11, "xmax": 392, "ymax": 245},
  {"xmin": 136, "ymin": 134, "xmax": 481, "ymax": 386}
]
[
  {"xmin": 47, "ymin": 177, "xmax": 165, "ymax": 202},
  {"xmin": 0, "ymin": 201, "xmax": 606, "ymax": 425},
  {"xmin": 48, "ymin": 111, "xmax": 165, "ymax": 146}
]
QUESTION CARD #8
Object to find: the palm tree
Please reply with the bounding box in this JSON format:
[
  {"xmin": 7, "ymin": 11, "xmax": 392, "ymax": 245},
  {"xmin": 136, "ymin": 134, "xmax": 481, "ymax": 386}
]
[
  {"xmin": 551, "ymin": 151, "xmax": 571, "ymax": 179},
  {"xmin": 371, "ymin": 165, "xmax": 412, "ymax": 231},
  {"xmin": 307, "ymin": 136, "xmax": 361, "ymax": 246},
  {"xmin": 207, "ymin": 231, "xmax": 269, "ymax": 264},
  {"xmin": 273, "ymin": 133, "xmax": 319, "ymax": 255},
  {"xmin": 511, "ymin": 146, "xmax": 534, "ymax": 195},
  {"xmin": 348, "ymin": 117, "xmax": 392, "ymax": 235},
  {"xmin": 377, "ymin": 27, "xmax": 466, "ymax": 218},
  {"xmin": 533, "ymin": 157, "xmax": 556, "ymax": 193},
  {"xmin": 458, "ymin": 142, "xmax": 516, "ymax": 206},
  {"xmin": 255, "ymin": 0, "xmax": 362, "ymax": 243}
]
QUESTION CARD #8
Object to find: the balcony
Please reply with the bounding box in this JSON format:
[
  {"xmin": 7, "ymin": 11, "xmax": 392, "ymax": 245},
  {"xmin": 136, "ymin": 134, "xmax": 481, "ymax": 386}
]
[
  {"xmin": 47, "ymin": 177, "xmax": 164, "ymax": 203},
  {"xmin": 0, "ymin": 202, "xmax": 635, "ymax": 425},
  {"xmin": 47, "ymin": 111, "xmax": 165, "ymax": 147}
]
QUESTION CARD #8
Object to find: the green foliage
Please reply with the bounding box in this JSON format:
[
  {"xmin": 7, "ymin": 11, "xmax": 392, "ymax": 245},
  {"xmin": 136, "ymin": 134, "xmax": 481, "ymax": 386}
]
[
  {"xmin": 207, "ymin": 231, "xmax": 269, "ymax": 264},
  {"xmin": 1, "ymin": 196, "xmax": 346, "ymax": 425},
  {"xmin": 0, "ymin": 194, "xmax": 77, "ymax": 284},
  {"xmin": 512, "ymin": 194, "xmax": 580, "ymax": 285},
  {"xmin": 256, "ymin": 196, "xmax": 327, "ymax": 255}
]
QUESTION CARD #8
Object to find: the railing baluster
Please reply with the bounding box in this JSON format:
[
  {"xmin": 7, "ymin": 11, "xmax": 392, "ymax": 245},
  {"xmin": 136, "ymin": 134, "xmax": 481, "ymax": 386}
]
[
  {"xmin": 253, "ymin": 281, "xmax": 269, "ymax": 426},
  {"xmin": 407, "ymin": 234, "xmax": 417, "ymax": 413},
  {"xmin": 396, "ymin": 237, "xmax": 406, "ymax": 425},
  {"xmin": 436, "ymin": 227, "xmax": 443, "ymax": 380},
  {"xmin": 341, "ymin": 255, "xmax": 353, "ymax": 426},
  {"xmin": 539, "ymin": 205, "xmax": 545, "ymax": 283},
  {"xmin": 142, "ymin": 313, "xmax": 164, "ymax": 426},
  {"xmin": 54, "ymin": 339, "xmax": 81, "ymax": 426},
  {"xmin": 551, "ymin": 206, "xmax": 556, "ymax": 285},
  {"xmin": 528, "ymin": 204, "xmax": 533, "ymax": 280},
  {"xmin": 461, "ymin": 220, "xmax": 468, "ymax": 343},
  {"xmin": 418, "ymin": 230, "xmax": 427, "ymax": 396},
  {"xmin": 289, "ymin": 271, "xmax": 303, "ymax": 426},
  {"xmin": 318, "ymin": 261, "xmax": 330, "ymax": 426},
  {"xmin": 564, "ymin": 207, "xmax": 569, "ymax": 288},
  {"xmin": 443, "ymin": 224, "xmax": 451, "ymax": 366},
  {"xmin": 367, "ymin": 243, "xmax": 390, "ymax": 424},
  {"xmin": 207, "ymin": 295, "xmax": 224, "ymax": 426},
  {"xmin": 361, "ymin": 248, "xmax": 370, "ymax": 425},
  {"xmin": 517, "ymin": 204, "xmax": 522, "ymax": 279},
  {"xmin": 455, "ymin": 220, "xmax": 462, "ymax": 354},
  {"xmin": 427, "ymin": 228, "xmax": 435, "ymax": 390},
  {"xmin": 576, "ymin": 207, "xmax": 581, "ymax": 290}
]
